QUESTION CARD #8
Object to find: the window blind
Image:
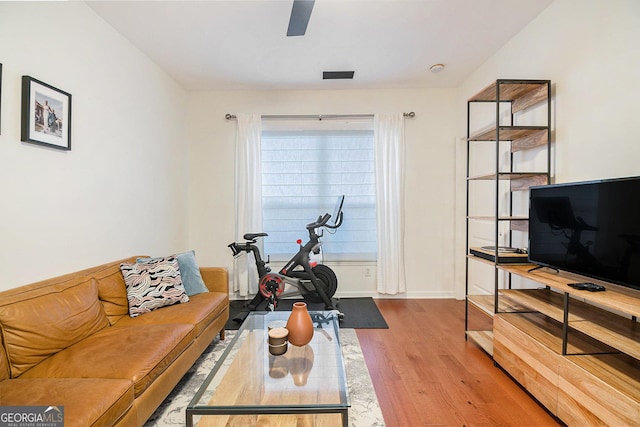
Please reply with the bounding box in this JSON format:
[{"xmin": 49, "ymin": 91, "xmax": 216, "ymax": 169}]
[{"xmin": 261, "ymin": 129, "xmax": 377, "ymax": 261}]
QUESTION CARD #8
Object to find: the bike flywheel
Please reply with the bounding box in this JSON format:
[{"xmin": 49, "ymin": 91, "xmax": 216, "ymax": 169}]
[{"xmin": 259, "ymin": 273, "xmax": 285, "ymax": 298}]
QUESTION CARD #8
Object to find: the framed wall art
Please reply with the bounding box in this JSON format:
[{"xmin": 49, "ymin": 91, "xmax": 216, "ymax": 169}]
[{"xmin": 21, "ymin": 76, "xmax": 72, "ymax": 150}]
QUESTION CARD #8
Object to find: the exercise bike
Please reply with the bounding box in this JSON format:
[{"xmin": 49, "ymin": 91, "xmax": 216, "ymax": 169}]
[{"xmin": 228, "ymin": 196, "xmax": 344, "ymax": 323}]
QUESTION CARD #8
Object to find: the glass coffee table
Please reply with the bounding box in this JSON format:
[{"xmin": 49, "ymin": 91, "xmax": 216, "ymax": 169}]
[{"xmin": 186, "ymin": 310, "xmax": 349, "ymax": 427}]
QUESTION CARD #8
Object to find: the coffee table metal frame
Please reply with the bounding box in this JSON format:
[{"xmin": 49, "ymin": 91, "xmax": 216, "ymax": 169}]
[{"xmin": 186, "ymin": 310, "xmax": 349, "ymax": 426}]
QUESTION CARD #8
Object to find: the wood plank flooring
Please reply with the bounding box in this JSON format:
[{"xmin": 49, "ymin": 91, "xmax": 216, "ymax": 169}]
[{"xmin": 356, "ymin": 299, "xmax": 564, "ymax": 426}]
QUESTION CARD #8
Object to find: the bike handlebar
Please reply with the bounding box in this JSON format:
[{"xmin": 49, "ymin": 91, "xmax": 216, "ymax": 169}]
[
  {"xmin": 306, "ymin": 213, "xmax": 331, "ymax": 230},
  {"xmin": 232, "ymin": 196, "xmax": 343, "ymax": 248},
  {"xmin": 326, "ymin": 210, "xmax": 343, "ymax": 229}
]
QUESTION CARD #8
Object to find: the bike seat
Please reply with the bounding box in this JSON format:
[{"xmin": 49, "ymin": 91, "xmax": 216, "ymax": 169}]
[{"xmin": 244, "ymin": 232, "xmax": 268, "ymax": 241}]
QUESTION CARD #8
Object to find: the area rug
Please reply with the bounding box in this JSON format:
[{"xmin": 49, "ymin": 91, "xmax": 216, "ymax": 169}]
[
  {"xmin": 225, "ymin": 297, "xmax": 389, "ymax": 330},
  {"xmin": 144, "ymin": 329, "xmax": 385, "ymax": 427}
]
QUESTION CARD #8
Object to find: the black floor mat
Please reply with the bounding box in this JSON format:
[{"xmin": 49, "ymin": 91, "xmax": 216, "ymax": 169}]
[{"xmin": 225, "ymin": 297, "xmax": 388, "ymax": 330}]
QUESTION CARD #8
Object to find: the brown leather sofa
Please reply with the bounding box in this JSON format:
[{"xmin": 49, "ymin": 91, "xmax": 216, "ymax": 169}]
[{"xmin": 0, "ymin": 256, "xmax": 229, "ymax": 426}]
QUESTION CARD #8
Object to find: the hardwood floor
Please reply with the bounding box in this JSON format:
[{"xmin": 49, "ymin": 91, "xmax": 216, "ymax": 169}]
[{"xmin": 356, "ymin": 299, "xmax": 564, "ymax": 426}]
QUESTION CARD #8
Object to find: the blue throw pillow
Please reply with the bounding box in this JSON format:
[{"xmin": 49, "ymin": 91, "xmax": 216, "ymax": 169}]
[{"xmin": 137, "ymin": 250, "xmax": 208, "ymax": 296}]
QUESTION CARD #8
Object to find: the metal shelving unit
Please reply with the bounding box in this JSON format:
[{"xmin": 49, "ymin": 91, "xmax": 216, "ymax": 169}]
[{"xmin": 464, "ymin": 79, "xmax": 552, "ymax": 355}]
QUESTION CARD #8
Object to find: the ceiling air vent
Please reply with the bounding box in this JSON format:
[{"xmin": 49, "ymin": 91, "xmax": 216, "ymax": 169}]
[{"xmin": 323, "ymin": 71, "xmax": 355, "ymax": 80}]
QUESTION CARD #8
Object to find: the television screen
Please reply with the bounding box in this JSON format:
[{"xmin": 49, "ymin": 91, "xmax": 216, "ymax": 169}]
[{"xmin": 529, "ymin": 176, "xmax": 640, "ymax": 290}]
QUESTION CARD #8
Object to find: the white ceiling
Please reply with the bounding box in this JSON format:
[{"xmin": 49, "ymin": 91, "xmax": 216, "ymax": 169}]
[{"xmin": 86, "ymin": 0, "xmax": 554, "ymax": 91}]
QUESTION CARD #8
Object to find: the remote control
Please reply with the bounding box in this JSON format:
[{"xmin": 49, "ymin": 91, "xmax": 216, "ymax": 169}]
[{"xmin": 569, "ymin": 282, "xmax": 606, "ymax": 292}]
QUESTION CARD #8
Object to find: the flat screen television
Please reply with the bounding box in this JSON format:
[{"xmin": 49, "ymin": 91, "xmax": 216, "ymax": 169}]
[{"xmin": 528, "ymin": 176, "xmax": 640, "ymax": 291}]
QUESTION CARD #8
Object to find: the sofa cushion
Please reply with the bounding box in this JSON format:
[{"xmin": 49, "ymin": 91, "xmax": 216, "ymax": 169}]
[
  {"xmin": 0, "ymin": 277, "xmax": 109, "ymax": 378},
  {"xmin": 120, "ymin": 256, "xmax": 189, "ymax": 318},
  {"xmin": 114, "ymin": 291, "xmax": 229, "ymax": 337},
  {"xmin": 93, "ymin": 262, "xmax": 132, "ymax": 325},
  {"xmin": 20, "ymin": 323, "xmax": 195, "ymax": 398},
  {"xmin": 138, "ymin": 250, "xmax": 209, "ymax": 296},
  {"xmin": 0, "ymin": 378, "xmax": 134, "ymax": 427},
  {"xmin": 0, "ymin": 345, "xmax": 10, "ymax": 381}
]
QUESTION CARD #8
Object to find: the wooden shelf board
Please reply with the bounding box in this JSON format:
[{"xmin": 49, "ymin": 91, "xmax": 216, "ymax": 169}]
[
  {"xmin": 467, "ymin": 293, "xmax": 530, "ymax": 316},
  {"xmin": 496, "ymin": 313, "xmax": 564, "ymax": 353},
  {"xmin": 466, "ymin": 215, "xmax": 530, "ymax": 231},
  {"xmin": 466, "ymin": 330, "xmax": 494, "ymax": 355},
  {"xmin": 511, "ymin": 128, "xmax": 549, "ymax": 152},
  {"xmin": 467, "ymin": 295, "xmax": 495, "ymax": 316},
  {"xmin": 466, "ymin": 254, "xmax": 497, "ymax": 267},
  {"xmin": 510, "ymin": 220, "xmax": 528, "ymax": 232},
  {"xmin": 501, "ymin": 289, "xmax": 569, "ymax": 321},
  {"xmin": 501, "ymin": 288, "xmax": 640, "ymax": 359},
  {"xmin": 497, "ymin": 312, "xmax": 614, "ymax": 357},
  {"xmin": 469, "ymin": 81, "xmax": 549, "ymax": 107},
  {"xmin": 498, "ymin": 264, "xmax": 640, "ymax": 318},
  {"xmin": 510, "ymin": 174, "xmax": 548, "ymax": 191},
  {"xmin": 467, "ymin": 215, "xmax": 529, "ymax": 222},
  {"xmin": 571, "ymin": 319, "xmax": 640, "ymax": 361},
  {"xmin": 499, "ymin": 292, "xmax": 534, "ymax": 312},
  {"xmin": 512, "ymin": 84, "xmax": 549, "ymax": 113},
  {"xmin": 468, "ymin": 172, "xmax": 548, "ymax": 181},
  {"xmin": 468, "ymin": 126, "xmax": 548, "ymax": 142}
]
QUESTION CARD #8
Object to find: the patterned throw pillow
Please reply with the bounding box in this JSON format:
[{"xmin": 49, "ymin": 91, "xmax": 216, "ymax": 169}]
[
  {"xmin": 120, "ymin": 256, "xmax": 189, "ymax": 318},
  {"xmin": 137, "ymin": 250, "xmax": 208, "ymax": 296}
]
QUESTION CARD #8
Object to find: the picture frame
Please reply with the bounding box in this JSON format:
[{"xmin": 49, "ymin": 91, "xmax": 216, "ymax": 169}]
[{"xmin": 21, "ymin": 76, "xmax": 72, "ymax": 150}]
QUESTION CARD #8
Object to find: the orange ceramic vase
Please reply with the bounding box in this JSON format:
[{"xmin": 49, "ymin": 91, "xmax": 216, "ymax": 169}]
[{"xmin": 286, "ymin": 302, "xmax": 314, "ymax": 346}]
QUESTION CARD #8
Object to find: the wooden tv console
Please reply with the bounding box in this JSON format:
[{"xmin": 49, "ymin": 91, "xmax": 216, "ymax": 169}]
[{"xmin": 493, "ymin": 265, "xmax": 640, "ymax": 425}]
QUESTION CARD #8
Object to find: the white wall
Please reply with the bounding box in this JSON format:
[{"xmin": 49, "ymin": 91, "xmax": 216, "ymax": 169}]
[
  {"xmin": 6, "ymin": 0, "xmax": 633, "ymax": 301},
  {"xmin": 455, "ymin": 0, "xmax": 640, "ymax": 297},
  {"xmin": 0, "ymin": 2, "xmax": 189, "ymax": 289},
  {"xmin": 187, "ymin": 88, "xmax": 458, "ymax": 299}
]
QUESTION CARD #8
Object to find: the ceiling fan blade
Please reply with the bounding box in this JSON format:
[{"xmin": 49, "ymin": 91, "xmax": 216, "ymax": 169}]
[{"xmin": 287, "ymin": 0, "xmax": 315, "ymax": 36}]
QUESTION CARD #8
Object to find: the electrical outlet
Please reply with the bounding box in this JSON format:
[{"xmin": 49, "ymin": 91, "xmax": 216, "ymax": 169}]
[{"xmin": 364, "ymin": 267, "xmax": 372, "ymax": 277}]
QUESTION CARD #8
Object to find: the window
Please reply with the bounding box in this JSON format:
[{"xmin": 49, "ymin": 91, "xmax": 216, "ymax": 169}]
[{"xmin": 261, "ymin": 127, "xmax": 377, "ymax": 261}]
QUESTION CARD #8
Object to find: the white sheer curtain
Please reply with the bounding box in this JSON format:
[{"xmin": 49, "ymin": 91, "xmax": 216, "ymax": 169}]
[
  {"xmin": 233, "ymin": 114, "xmax": 262, "ymax": 296},
  {"xmin": 373, "ymin": 113, "xmax": 406, "ymax": 294}
]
